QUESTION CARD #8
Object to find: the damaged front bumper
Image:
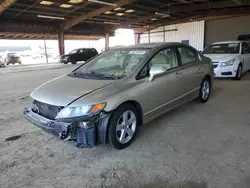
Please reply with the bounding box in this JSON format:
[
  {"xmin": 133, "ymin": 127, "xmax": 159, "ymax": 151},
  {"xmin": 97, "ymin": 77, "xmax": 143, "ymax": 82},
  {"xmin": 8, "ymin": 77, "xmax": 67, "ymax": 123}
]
[{"xmin": 23, "ymin": 107, "xmax": 112, "ymax": 148}]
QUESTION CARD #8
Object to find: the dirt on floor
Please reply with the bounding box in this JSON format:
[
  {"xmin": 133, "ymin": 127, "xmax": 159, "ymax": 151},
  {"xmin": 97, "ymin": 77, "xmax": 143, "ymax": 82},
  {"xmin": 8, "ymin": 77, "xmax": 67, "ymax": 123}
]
[{"xmin": 1, "ymin": 65, "xmax": 250, "ymax": 188}]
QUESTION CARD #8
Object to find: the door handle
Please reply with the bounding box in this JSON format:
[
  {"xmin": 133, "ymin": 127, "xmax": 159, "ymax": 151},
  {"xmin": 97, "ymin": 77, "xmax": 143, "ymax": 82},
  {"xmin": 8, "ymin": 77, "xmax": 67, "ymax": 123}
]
[
  {"xmin": 175, "ymin": 72, "xmax": 183, "ymax": 78},
  {"xmin": 197, "ymin": 65, "xmax": 201, "ymax": 70}
]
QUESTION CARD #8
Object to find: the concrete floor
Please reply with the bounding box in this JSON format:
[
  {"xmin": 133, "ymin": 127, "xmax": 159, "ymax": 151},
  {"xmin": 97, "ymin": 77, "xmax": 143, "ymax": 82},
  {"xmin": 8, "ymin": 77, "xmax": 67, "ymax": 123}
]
[{"xmin": 1, "ymin": 65, "xmax": 250, "ymax": 188}]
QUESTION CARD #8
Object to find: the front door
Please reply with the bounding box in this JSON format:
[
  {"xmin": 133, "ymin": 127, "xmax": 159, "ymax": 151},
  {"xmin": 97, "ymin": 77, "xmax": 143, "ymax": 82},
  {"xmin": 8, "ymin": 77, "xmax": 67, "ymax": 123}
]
[{"xmin": 137, "ymin": 47, "xmax": 180, "ymax": 120}]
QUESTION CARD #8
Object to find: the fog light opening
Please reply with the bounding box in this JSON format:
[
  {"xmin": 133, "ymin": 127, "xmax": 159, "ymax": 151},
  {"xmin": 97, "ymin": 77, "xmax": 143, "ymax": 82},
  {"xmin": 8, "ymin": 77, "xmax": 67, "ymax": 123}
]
[{"xmin": 78, "ymin": 122, "xmax": 93, "ymax": 128}]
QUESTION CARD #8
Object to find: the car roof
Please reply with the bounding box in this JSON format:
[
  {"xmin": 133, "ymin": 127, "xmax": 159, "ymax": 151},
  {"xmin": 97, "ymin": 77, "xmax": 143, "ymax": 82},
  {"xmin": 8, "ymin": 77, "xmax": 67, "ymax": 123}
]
[
  {"xmin": 110, "ymin": 42, "xmax": 186, "ymax": 50},
  {"xmin": 212, "ymin": 41, "xmax": 241, "ymax": 44}
]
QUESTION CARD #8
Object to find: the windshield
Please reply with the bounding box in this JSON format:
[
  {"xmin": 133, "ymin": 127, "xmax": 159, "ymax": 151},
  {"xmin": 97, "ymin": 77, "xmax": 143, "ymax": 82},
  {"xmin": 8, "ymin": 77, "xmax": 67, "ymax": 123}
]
[
  {"xmin": 71, "ymin": 49, "xmax": 149, "ymax": 80},
  {"xmin": 69, "ymin": 49, "xmax": 78, "ymax": 54},
  {"xmin": 203, "ymin": 43, "xmax": 240, "ymax": 54}
]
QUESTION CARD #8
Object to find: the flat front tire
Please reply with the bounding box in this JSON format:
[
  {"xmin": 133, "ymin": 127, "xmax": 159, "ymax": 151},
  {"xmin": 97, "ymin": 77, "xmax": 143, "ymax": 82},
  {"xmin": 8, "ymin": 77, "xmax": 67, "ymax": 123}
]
[
  {"xmin": 108, "ymin": 104, "xmax": 139, "ymax": 150},
  {"xmin": 199, "ymin": 77, "xmax": 211, "ymax": 103}
]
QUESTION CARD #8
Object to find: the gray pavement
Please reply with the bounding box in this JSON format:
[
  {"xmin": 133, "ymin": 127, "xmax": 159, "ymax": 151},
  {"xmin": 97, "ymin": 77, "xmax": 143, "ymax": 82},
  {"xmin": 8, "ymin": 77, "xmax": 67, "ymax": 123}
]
[{"xmin": 0, "ymin": 65, "xmax": 250, "ymax": 188}]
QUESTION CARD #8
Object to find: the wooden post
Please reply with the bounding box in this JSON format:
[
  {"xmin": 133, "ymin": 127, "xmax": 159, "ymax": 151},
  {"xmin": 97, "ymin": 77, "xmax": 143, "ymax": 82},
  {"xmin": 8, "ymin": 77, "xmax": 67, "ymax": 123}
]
[
  {"xmin": 134, "ymin": 33, "xmax": 141, "ymax": 44},
  {"xmin": 105, "ymin": 33, "xmax": 109, "ymax": 51},
  {"xmin": 58, "ymin": 31, "xmax": 65, "ymax": 55}
]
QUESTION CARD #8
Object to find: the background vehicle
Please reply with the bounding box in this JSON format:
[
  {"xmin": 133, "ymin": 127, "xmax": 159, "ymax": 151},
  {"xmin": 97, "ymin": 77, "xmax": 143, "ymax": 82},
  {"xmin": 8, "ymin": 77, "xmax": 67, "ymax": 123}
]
[
  {"xmin": 202, "ymin": 41, "xmax": 250, "ymax": 80},
  {"xmin": 24, "ymin": 43, "xmax": 213, "ymax": 149},
  {"xmin": 0, "ymin": 55, "xmax": 6, "ymax": 68},
  {"xmin": 237, "ymin": 34, "xmax": 250, "ymax": 41},
  {"xmin": 4, "ymin": 53, "xmax": 22, "ymax": 65},
  {"xmin": 60, "ymin": 48, "xmax": 98, "ymax": 64}
]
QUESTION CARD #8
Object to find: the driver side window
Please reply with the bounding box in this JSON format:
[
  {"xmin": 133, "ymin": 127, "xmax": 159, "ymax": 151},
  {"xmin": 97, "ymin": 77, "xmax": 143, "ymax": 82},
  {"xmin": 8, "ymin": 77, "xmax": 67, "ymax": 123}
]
[{"xmin": 150, "ymin": 48, "xmax": 178, "ymax": 70}]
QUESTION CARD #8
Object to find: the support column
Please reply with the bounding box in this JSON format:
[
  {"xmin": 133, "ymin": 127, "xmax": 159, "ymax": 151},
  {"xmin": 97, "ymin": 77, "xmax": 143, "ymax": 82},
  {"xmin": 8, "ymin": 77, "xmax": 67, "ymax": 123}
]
[
  {"xmin": 148, "ymin": 31, "xmax": 150, "ymax": 43},
  {"xmin": 105, "ymin": 32, "xmax": 109, "ymax": 51},
  {"xmin": 58, "ymin": 31, "xmax": 65, "ymax": 55},
  {"xmin": 134, "ymin": 33, "xmax": 141, "ymax": 44}
]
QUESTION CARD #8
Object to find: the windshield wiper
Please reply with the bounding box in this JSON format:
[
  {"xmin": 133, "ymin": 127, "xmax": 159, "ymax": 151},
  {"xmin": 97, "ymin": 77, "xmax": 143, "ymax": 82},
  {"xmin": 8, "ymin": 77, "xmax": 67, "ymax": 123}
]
[{"xmin": 89, "ymin": 71, "xmax": 118, "ymax": 80}]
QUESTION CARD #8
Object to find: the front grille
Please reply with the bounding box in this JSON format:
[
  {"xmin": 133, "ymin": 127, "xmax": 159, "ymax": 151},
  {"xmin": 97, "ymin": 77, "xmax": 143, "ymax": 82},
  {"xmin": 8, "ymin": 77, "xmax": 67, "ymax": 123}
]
[{"xmin": 33, "ymin": 100, "xmax": 63, "ymax": 120}]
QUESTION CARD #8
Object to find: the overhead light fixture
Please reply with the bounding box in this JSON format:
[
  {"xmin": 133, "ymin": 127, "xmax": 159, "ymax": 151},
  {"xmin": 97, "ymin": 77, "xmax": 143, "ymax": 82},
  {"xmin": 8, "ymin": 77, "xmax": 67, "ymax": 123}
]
[
  {"xmin": 143, "ymin": 25, "xmax": 150, "ymax": 27},
  {"xmin": 125, "ymin": 9, "xmax": 135, "ymax": 13},
  {"xmin": 60, "ymin": 4, "xmax": 72, "ymax": 8},
  {"xmin": 104, "ymin": 21, "xmax": 120, "ymax": 25},
  {"xmin": 114, "ymin": 7, "xmax": 125, "ymax": 11},
  {"xmin": 69, "ymin": 0, "xmax": 83, "ymax": 4},
  {"xmin": 151, "ymin": 18, "xmax": 158, "ymax": 21},
  {"xmin": 155, "ymin": 12, "xmax": 170, "ymax": 18},
  {"xmin": 105, "ymin": 11, "xmax": 113, "ymax": 14},
  {"xmin": 38, "ymin": 15, "xmax": 65, "ymax": 20},
  {"xmin": 40, "ymin": 1, "xmax": 53, "ymax": 5},
  {"xmin": 88, "ymin": 0, "xmax": 117, "ymax": 7},
  {"xmin": 116, "ymin": 13, "xmax": 124, "ymax": 16}
]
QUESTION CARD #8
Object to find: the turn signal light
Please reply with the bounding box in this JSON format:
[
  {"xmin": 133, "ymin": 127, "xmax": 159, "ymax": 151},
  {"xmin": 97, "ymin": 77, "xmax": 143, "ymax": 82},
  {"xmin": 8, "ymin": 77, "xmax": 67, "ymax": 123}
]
[{"xmin": 90, "ymin": 103, "xmax": 106, "ymax": 113}]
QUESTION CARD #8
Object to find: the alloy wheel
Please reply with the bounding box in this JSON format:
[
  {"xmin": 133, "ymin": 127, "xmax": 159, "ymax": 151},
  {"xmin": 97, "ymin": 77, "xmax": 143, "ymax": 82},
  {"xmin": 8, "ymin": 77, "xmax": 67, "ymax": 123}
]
[
  {"xmin": 202, "ymin": 80, "xmax": 210, "ymax": 100},
  {"xmin": 116, "ymin": 110, "xmax": 136, "ymax": 144}
]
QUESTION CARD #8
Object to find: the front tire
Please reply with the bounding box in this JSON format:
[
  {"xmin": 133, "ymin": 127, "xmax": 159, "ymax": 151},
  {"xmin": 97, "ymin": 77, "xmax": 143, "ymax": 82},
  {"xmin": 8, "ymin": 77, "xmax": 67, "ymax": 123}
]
[
  {"xmin": 199, "ymin": 77, "xmax": 211, "ymax": 103},
  {"xmin": 71, "ymin": 60, "xmax": 77, "ymax": 64},
  {"xmin": 108, "ymin": 104, "xmax": 139, "ymax": 150},
  {"xmin": 233, "ymin": 64, "xmax": 242, "ymax": 80}
]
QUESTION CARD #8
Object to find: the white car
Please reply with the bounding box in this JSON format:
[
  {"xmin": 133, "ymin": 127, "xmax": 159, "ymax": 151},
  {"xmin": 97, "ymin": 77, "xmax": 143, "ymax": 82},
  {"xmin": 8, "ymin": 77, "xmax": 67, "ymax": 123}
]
[{"xmin": 202, "ymin": 41, "xmax": 250, "ymax": 80}]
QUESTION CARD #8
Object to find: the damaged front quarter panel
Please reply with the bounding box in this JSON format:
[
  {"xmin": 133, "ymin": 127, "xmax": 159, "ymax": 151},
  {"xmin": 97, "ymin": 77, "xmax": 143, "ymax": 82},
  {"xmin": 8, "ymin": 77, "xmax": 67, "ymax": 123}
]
[{"xmin": 24, "ymin": 106, "xmax": 113, "ymax": 148}]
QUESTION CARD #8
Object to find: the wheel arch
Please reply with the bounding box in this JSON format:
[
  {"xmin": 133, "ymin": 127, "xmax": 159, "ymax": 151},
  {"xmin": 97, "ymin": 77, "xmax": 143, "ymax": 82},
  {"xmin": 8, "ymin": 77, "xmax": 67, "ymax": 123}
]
[
  {"xmin": 113, "ymin": 100, "xmax": 143, "ymax": 126},
  {"xmin": 204, "ymin": 74, "xmax": 212, "ymax": 84}
]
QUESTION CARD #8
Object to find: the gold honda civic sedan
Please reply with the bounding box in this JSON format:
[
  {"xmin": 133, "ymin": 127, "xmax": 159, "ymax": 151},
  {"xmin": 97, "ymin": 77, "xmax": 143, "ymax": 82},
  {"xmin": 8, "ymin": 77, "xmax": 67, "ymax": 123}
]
[{"xmin": 24, "ymin": 43, "xmax": 213, "ymax": 149}]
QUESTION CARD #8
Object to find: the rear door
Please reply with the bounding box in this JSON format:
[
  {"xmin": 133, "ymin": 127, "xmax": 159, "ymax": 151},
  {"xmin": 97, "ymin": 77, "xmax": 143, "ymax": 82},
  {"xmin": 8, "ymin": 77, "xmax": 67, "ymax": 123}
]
[
  {"xmin": 176, "ymin": 46, "xmax": 204, "ymax": 98},
  {"xmin": 241, "ymin": 42, "xmax": 250, "ymax": 72}
]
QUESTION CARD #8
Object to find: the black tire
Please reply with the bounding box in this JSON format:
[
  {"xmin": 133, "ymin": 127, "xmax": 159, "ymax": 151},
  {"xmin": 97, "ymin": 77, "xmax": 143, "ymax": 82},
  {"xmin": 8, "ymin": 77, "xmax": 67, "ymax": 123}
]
[
  {"xmin": 64, "ymin": 61, "xmax": 68, "ymax": 64},
  {"xmin": 233, "ymin": 64, "xmax": 242, "ymax": 80},
  {"xmin": 199, "ymin": 77, "xmax": 211, "ymax": 103},
  {"xmin": 108, "ymin": 103, "xmax": 139, "ymax": 150},
  {"xmin": 71, "ymin": 60, "xmax": 77, "ymax": 64}
]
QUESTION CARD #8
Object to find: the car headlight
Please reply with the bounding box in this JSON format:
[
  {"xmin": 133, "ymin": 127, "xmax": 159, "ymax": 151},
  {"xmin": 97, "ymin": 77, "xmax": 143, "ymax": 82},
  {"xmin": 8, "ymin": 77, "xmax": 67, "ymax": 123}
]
[
  {"xmin": 221, "ymin": 59, "xmax": 235, "ymax": 67},
  {"xmin": 56, "ymin": 102, "xmax": 106, "ymax": 119}
]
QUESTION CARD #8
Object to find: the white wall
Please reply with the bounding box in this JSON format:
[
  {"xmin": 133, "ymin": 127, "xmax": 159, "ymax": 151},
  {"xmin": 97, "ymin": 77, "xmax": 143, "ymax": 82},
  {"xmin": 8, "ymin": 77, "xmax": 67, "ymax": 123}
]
[{"xmin": 140, "ymin": 21, "xmax": 205, "ymax": 51}]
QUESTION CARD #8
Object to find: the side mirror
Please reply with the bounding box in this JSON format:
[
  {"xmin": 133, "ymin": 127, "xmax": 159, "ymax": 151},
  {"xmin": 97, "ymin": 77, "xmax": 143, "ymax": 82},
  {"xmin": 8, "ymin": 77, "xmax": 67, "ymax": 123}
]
[{"xmin": 149, "ymin": 66, "xmax": 166, "ymax": 81}]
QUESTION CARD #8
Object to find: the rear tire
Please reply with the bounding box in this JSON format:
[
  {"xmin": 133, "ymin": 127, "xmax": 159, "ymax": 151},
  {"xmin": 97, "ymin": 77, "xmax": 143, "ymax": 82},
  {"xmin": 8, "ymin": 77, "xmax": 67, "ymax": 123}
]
[
  {"xmin": 233, "ymin": 64, "xmax": 242, "ymax": 80},
  {"xmin": 108, "ymin": 104, "xmax": 139, "ymax": 150},
  {"xmin": 199, "ymin": 77, "xmax": 211, "ymax": 103}
]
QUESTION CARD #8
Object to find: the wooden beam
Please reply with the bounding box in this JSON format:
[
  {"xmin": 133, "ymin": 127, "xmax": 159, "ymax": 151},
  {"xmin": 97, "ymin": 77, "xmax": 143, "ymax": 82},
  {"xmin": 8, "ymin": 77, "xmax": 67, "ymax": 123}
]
[
  {"xmin": 61, "ymin": 0, "xmax": 135, "ymax": 31},
  {"xmin": 232, "ymin": 0, "xmax": 241, "ymax": 4},
  {"xmin": 0, "ymin": 31, "xmax": 103, "ymax": 40},
  {"xmin": 0, "ymin": 0, "xmax": 16, "ymax": 14}
]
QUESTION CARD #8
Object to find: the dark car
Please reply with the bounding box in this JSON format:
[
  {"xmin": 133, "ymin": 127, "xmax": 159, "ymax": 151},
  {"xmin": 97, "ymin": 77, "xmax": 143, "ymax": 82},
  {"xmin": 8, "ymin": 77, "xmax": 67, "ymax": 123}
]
[
  {"xmin": 5, "ymin": 53, "xmax": 22, "ymax": 65},
  {"xmin": 59, "ymin": 48, "xmax": 98, "ymax": 64},
  {"xmin": 237, "ymin": 34, "xmax": 250, "ymax": 41}
]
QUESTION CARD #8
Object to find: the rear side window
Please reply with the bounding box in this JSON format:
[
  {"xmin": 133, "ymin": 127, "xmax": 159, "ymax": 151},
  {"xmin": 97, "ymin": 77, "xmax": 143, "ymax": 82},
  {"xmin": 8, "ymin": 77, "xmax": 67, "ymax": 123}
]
[{"xmin": 178, "ymin": 47, "xmax": 197, "ymax": 65}]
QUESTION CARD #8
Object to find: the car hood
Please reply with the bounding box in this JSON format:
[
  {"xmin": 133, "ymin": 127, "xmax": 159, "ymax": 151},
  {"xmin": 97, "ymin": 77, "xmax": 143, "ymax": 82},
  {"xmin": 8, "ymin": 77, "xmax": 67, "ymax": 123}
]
[
  {"xmin": 31, "ymin": 75, "xmax": 116, "ymax": 106},
  {"xmin": 203, "ymin": 54, "xmax": 237, "ymax": 63}
]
